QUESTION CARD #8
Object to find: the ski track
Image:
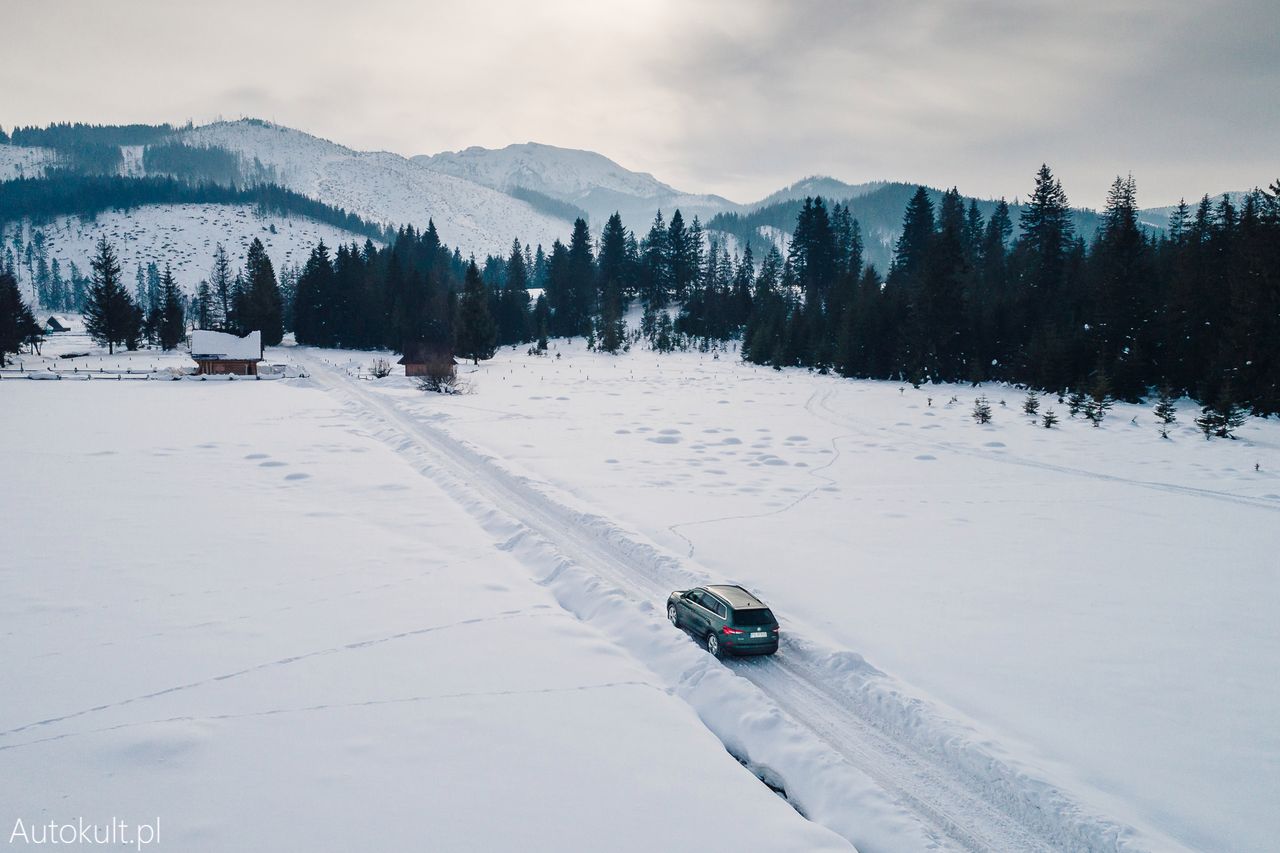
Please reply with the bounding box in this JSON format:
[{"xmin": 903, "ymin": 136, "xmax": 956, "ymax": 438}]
[
  {"xmin": 0, "ymin": 611, "xmax": 534, "ymax": 741},
  {"xmin": 298, "ymin": 352, "xmax": 1172, "ymax": 853}
]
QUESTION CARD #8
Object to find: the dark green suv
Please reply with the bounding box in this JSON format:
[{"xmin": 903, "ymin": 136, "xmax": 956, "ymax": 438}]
[{"xmin": 667, "ymin": 585, "xmax": 780, "ymax": 657}]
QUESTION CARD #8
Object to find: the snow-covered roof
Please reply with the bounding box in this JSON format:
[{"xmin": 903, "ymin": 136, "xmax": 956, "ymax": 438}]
[{"xmin": 190, "ymin": 330, "xmax": 262, "ymax": 361}]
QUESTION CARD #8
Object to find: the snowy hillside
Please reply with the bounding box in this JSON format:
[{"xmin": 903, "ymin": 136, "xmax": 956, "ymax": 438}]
[
  {"xmin": 175, "ymin": 121, "xmax": 569, "ymax": 257},
  {"xmin": 3, "ymin": 204, "xmax": 375, "ymax": 293},
  {"xmin": 416, "ymin": 141, "xmax": 738, "ymax": 229},
  {"xmin": 750, "ymin": 176, "xmax": 887, "ymax": 209},
  {"xmin": 0, "ymin": 143, "xmax": 53, "ymax": 180},
  {"xmin": 418, "ymin": 142, "xmax": 679, "ymax": 199}
]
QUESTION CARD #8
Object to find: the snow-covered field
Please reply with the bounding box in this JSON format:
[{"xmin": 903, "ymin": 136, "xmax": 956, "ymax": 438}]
[
  {"xmin": 5, "ymin": 332, "xmax": 1277, "ymax": 852},
  {"xmin": 329, "ymin": 339, "xmax": 1276, "ymax": 853},
  {"xmin": 0, "ymin": 366, "xmax": 847, "ymax": 852},
  {"xmin": 4, "ymin": 204, "xmax": 376, "ymax": 295}
]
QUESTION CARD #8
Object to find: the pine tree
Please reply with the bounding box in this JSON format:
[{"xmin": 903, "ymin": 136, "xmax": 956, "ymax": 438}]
[
  {"xmin": 667, "ymin": 210, "xmax": 696, "ymax": 302},
  {"xmin": 454, "ymin": 260, "xmax": 496, "ymax": 364},
  {"xmin": 641, "ymin": 211, "xmax": 670, "ymax": 310},
  {"xmin": 1153, "ymin": 386, "xmax": 1178, "ymax": 438},
  {"xmin": 157, "ymin": 264, "xmax": 186, "ymax": 350},
  {"xmin": 597, "ymin": 213, "xmax": 633, "ymax": 303},
  {"xmin": 1084, "ymin": 371, "xmax": 1114, "ymax": 427},
  {"xmin": 0, "ymin": 271, "xmax": 41, "ymax": 366},
  {"xmin": 597, "ymin": 277, "xmax": 625, "ymax": 354},
  {"xmin": 134, "ymin": 263, "xmax": 148, "ymax": 315},
  {"xmin": 210, "ymin": 243, "xmax": 233, "ymax": 330},
  {"xmin": 1195, "ymin": 385, "xmax": 1248, "ymax": 439},
  {"xmin": 240, "ymin": 237, "xmax": 283, "ymax": 347},
  {"xmin": 1041, "ymin": 409, "xmax": 1059, "ymax": 429},
  {"xmin": 532, "ymin": 293, "xmax": 549, "ymax": 352},
  {"xmin": 1067, "ymin": 389, "xmax": 1088, "ymax": 417},
  {"xmin": 972, "ymin": 395, "xmax": 993, "ymax": 424},
  {"xmin": 84, "ymin": 237, "xmax": 135, "ymax": 354},
  {"xmin": 195, "ymin": 280, "xmax": 214, "ymax": 329},
  {"xmin": 1022, "ymin": 389, "xmax": 1040, "ymax": 417},
  {"xmin": 293, "ymin": 241, "xmax": 334, "ymax": 346}
]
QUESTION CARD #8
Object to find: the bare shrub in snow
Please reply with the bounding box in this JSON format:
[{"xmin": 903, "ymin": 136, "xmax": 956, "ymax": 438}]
[
  {"xmin": 369, "ymin": 357, "xmax": 392, "ymax": 379},
  {"xmin": 415, "ymin": 360, "xmax": 460, "ymax": 394}
]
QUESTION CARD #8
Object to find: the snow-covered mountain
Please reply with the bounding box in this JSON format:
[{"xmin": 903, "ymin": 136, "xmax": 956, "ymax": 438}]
[
  {"xmin": 749, "ymin": 176, "xmax": 887, "ymax": 209},
  {"xmin": 415, "ymin": 142, "xmax": 739, "ymax": 230},
  {"xmin": 173, "ymin": 121, "xmax": 569, "ymax": 258}
]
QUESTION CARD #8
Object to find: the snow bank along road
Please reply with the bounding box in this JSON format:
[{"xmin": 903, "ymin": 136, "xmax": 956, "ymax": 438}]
[{"xmin": 299, "ymin": 351, "xmax": 1184, "ymax": 853}]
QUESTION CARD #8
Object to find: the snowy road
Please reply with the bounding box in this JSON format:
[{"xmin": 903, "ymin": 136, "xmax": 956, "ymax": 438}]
[{"xmin": 300, "ymin": 352, "xmax": 1171, "ymax": 853}]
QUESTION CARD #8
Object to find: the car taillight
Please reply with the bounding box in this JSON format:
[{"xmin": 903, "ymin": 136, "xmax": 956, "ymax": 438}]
[{"xmin": 721, "ymin": 626, "xmax": 743, "ymax": 635}]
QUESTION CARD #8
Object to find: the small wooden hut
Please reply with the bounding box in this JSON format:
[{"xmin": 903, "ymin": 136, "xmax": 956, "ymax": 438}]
[
  {"xmin": 398, "ymin": 341, "xmax": 455, "ymax": 377},
  {"xmin": 190, "ymin": 330, "xmax": 263, "ymax": 376}
]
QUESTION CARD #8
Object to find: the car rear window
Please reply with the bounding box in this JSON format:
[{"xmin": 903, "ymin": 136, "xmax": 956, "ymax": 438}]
[{"xmin": 733, "ymin": 608, "xmax": 775, "ymax": 626}]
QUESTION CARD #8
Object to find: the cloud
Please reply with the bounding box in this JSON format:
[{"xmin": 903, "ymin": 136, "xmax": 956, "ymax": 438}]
[{"xmin": 3, "ymin": 0, "xmax": 1276, "ymax": 207}]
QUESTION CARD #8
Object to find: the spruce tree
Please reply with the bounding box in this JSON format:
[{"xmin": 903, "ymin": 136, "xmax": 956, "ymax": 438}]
[
  {"xmin": 532, "ymin": 293, "xmax": 549, "ymax": 352},
  {"xmin": 1195, "ymin": 385, "xmax": 1248, "ymax": 439},
  {"xmin": 195, "ymin": 280, "xmax": 214, "ymax": 329},
  {"xmin": 641, "ymin": 211, "xmax": 670, "ymax": 309},
  {"xmin": 667, "ymin": 210, "xmax": 695, "ymax": 303},
  {"xmin": 1067, "ymin": 389, "xmax": 1088, "ymax": 417},
  {"xmin": 157, "ymin": 264, "xmax": 186, "ymax": 350},
  {"xmin": 1022, "ymin": 389, "xmax": 1040, "ymax": 418},
  {"xmin": 210, "ymin": 243, "xmax": 233, "ymax": 330},
  {"xmin": 497, "ymin": 239, "xmax": 532, "ymax": 345},
  {"xmin": 972, "ymin": 395, "xmax": 993, "ymax": 424},
  {"xmin": 454, "ymin": 260, "xmax": 496, "ymax": 364},
  {"xmin": 0, "ymin": 271, "xmax": 41, "ymax": 366},
  {"xmin": 240, "ymin": 237, "xmax": 283, "ymax": 347},
  {"xmin": 1153, "ymin": 386, "xmax": 1178, "ymax": 438},
  {"xmin": 1084, "ymin": 371, "xmax": 1114, "ymax": 427},
  {"xmin": 597, "ymin": 277, "xmax": 625, "ymax": 354},
  {"xmin": 1042, "ymin": 409, "xmax": 1059, "ymax": 429},
  {"xmin": 564, "ymin": 218, "xmax": 595, "ymax": 337},
  {"xmin": 84, "ymin": 237, "xmax": 134, "ymax": 354}
]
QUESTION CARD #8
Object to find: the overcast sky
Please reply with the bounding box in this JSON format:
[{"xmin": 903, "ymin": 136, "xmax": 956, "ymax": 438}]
[{"xmin": 6, "ymin": 0, "xmax": 1277, "ymax": 208}]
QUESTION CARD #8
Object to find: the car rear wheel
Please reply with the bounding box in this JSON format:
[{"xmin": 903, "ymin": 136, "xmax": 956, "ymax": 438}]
[
  {"xmin": 667, "ymin": 604, "xmax": 679, "ymax": 628},
  {"xmin": 706, "ymin": 632, "xmax": 721, "ymax": 658}
]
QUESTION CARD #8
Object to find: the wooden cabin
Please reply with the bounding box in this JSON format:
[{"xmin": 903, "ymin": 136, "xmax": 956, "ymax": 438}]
[
  {"xmin": 398, "ymin": 341, "xmax": 455, "ymax": 377},
  {"xmin": 44, "ymin": 315, "xmax": 73, "ymax": 333},
  {"xmin": 190, "ymin": 330, "xmax": 263, "ymax": 376}
]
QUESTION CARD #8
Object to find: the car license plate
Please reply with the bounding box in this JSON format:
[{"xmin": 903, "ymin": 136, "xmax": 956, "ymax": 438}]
[{"xmin": 750, "ymin": 631, "xmax": 768, "ymax": 638}]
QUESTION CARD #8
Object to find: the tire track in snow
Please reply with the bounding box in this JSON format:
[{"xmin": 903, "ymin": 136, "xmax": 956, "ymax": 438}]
[{"xmin": 300, "ymin": 352, "xmax": 1174, "ymax": 853}]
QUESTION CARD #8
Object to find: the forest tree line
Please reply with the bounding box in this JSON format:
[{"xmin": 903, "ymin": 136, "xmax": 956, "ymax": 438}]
[
  {"xmin": 3, "ymin": 164, "xmax": 1277, "ymax": 419},
  {"xmin": 282, "ymin": 165, "xmax": 1279, "ymax": 414}
]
